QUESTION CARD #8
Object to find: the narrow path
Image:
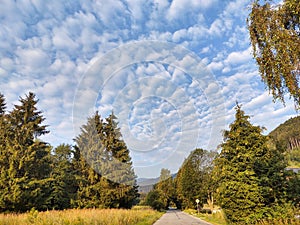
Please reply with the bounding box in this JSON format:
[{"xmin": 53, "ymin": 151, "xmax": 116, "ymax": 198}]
[{"xmin": 153, "ymin": 209, "xmax": 213, "ymax": 225}]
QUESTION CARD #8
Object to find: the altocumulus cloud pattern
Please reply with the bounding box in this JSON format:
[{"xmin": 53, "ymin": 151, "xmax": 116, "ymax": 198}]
[
  {"xmin": 73, "ymin": 41, "xmax": 226, "ymax": 180},
  {"xmin": 0, "ymin": 0, "xmax": 298, "ymax": 178}
]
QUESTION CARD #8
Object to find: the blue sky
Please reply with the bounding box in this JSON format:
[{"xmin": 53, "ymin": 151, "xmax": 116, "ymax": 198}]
[{"xmin": 0, "ymin": 0, "xmax": 298, "ymax": 178}]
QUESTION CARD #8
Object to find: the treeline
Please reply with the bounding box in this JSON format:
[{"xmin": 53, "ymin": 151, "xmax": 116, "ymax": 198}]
[
  {"xmin": 145, "ymin": 104, "xmax": 300, "ymax": 224},
  {"xmin": 269, "ymin": 116, "xmax": 300, "ymax": 167},
  {"xmin": 0, "ymin": 92, "xmax": 138, "ymax": 213}
]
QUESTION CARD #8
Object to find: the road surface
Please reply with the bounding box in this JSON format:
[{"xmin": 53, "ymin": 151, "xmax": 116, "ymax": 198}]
[{"xmin": 153, "ymin": 210, "xmax": 213, "ymax": 225}]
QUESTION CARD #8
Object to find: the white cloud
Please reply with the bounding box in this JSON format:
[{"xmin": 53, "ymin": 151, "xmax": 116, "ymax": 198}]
[
  {"xmin": 207, "ymin": 61, "xmax": 224, "ymax": 71},
  {"xmin": 168, "ymin": 0, "xmax": 216, "ymax": 20},
  {"xmin": 0, "ymin": 0, "xmax": 298, "ymax": 178},
  {"xmin": 16, "ymin": 48, "xmax": 51, "ymax": 70},
  {"xmin": 225, "ymin": 47, "xmax": 252, "ymax": 65}
]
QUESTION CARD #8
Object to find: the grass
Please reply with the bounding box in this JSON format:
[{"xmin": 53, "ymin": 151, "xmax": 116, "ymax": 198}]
[
  {"xmin": 255, "ymin": 218, "xmax": 300, "ymax": 225},
  {"xmin": 184, "ymin": 208, "xmax": 227, "ymax": 225},
  {"xmin": 0, "ymin": 207, "xmax": 164, "ymax": 225},
  {"xmin": 184, "ymin": 209, "xmax": 300, "ymax": 225}
]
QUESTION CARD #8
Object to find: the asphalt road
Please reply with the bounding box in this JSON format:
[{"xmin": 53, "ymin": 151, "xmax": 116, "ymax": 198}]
[{"xmin": 153, "ymin": 210, "xmax": 213, "ymax": 225}]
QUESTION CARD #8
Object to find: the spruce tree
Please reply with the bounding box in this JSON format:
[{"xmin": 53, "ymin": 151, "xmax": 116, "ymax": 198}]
[
  {"xmin": 0, "ymin": 93, "xmax": 9, "ymax": 211},
  {"xmin": 3, "ymin": 92, "xmax": 51, "ymax": 212},
  {"xmin": 74, "ymin": 112, "xmax": 108, "ymax": 208},
  {"xmin": 213, "ymin": 104, "xmax": 289, "ymax": 224},
  {"xmin": 74, "ymin": 111, "xmax": 138, "ymax": 209},
  {"xmin": 102, "ymin": 112, "xmax": 139, "ymax": 208},
  {"xmin": 48, "ymin": 144, "xmax": 77, "ymax": 210}
]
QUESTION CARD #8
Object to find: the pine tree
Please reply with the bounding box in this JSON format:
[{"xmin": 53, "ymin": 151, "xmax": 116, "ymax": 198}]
[
  {"xmin": 213, "ymin": 104, "xmax": 289, "ymax": 224},
  {"xmin": 102, "ymin": 112, "xmax": 139, "ymax": 208},
  {"xmin": 74, "ymin": 111, "xmax": 138, "ymax": 208},
  {"xmin": 0, "ymin": 93, "xmax": 9, "ymax": 211},
  {"xmin": 74, "ymin": 112, "xmax": 108, "ymax": 208},
  {"xmin": 2, "ymin": 92, "xmax": 51, "ymax": 212},
  {"xmin": 48, "ymin": 144, "xmax": 77, "ymax": 210}
]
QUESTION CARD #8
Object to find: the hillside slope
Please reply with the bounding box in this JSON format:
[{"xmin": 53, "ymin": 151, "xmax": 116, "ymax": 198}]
[{"xmin": 269, "ymin": 116, "xmax": 300, "ymax": 167}]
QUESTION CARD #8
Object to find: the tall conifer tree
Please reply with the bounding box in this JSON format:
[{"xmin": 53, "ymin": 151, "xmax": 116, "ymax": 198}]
[
  {"xmin": 213, "ymin": 104, "xmax": 289, "ymax": 223},
  {"xmin": 74, "ymin": 111, "xmax": 138, "ymax": 208},
  {"xmin": 74, "ymin": 112, "xmax": 109, "ymax": 208},
  {"xmin": 0, "ymin": 93, "xmax": 9, "ymax": 211},
  {"xmin": 48, "ymin": 144, "xmax": 77, "ymax": 210},
  {"xmin": 102, "ymin": 112, "xmax": 138, "ymax": 208},
  {"xmin": 2, "ymin": 92, "xmax": 51, "ymax": 212}
]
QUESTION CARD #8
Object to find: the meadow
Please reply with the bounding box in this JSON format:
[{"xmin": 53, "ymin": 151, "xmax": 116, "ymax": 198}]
[
  {"xmin": 0, "ymin": 207, "xmax": 163, "ymax": 225},
  {"xmin": 185, "ymin": 209, "xmax": 300, "ymax": 225}
]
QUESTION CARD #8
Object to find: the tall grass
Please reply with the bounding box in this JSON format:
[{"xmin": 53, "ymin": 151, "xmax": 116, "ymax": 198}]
[
  {"xmin": 184, "ymin": 209, "xmax": 300, "ymax": 225},
  {"xmin": 184, "ymin": 208, "xmax": 227, "ymax": 225},
  {"xmin": 0, "ymin": 207, "xmax": 163, "ymax": 225},
  {"xmin": 255, "ymin": 218, "xmax": 300, "ymax": 225}
]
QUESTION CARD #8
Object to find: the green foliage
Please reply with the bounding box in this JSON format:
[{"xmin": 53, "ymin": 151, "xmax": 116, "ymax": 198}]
[
  {"xmin": 213, "ymin": 104, "xmax": 290, "ymax": 224},
  {"xmin": 48, "ymin": 144, "xmax": 78, "ymax": 210},
  {"xmin": 0, "ymin": 92, "xmax": 52, "ymax": 212},
  {"xmin": 269, "ymin": 116, "xmax": 300, "ymax": 167},
  {"xmin": 286, "ymin": 171, "xmax": 300, "ymax": 207},
  {"xmin": 248, "ymin": 0, "xmax": 300, "ymax": 108},
  {"xmin": 144, "ymin": 168, "xmax": 179, "ymax": 211},
  {"xmin": 176, "ymin": 149, "xmax": 217, "ymax": 209},
  {"xmin": 74, "ymin": 111, "xmax": 139, "ymax": 209},
  {"xmin": 145, "ymin": 189, "xmax": 165, "ymax": 211},
  {"xmin": 288, "ymin": 148, "xmax": 300, "ymax": 166},
  {"xmin": 269, "ymin": 116, "xmax": 300, "ymax": 150},
  {"xmin": 155, "ymin": 168, "xmax": 177, "ymax": 209}
]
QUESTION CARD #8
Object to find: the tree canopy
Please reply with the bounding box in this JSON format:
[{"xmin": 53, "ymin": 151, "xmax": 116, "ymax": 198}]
[
  {"xmin": 0, "ymin": 92, "xmax": 52, "ymax": 212},
  {"xmin": 176, "ymin": 148, "xmax": 216, "ymax": 209},
  {"xmin": 74, "ymin": 111, "xmax": 138, "ymax": 209},
  {"xmin": 248, "ymin": 0, "xmax": 300, "ymax": 108},
  {"xmin": 0, "ymin": 93, "xmax": 139, "ymax": 212},
  {"xmin": 213, "ymin": 104, "xmax": 291, "ymax": 223}
]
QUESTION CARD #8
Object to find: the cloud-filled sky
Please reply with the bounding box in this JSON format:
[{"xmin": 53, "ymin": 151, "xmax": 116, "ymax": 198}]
[{"xmin": 0, "ymin": 0, "xmax": 298, "ymax": 178}]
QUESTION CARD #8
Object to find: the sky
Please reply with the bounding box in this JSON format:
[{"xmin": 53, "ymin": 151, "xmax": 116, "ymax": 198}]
[{"xmin": 0, "ymin": 0, "xmax": 298, "ymax": 178}]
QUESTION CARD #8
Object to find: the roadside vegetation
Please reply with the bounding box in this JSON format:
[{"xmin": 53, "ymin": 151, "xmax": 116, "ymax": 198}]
[
  {"xmin": 144, "ymin": 104, "xmax": 300, "ymax": 224},
  {"xmin": 185, "ymin": 209, "xmax": 300, "ymax": 225},
  {"xmin": 0, "ymin": 207, "xmax": 163, "ymax": 225}
]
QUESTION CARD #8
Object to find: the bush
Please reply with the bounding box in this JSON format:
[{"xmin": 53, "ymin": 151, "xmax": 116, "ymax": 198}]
[
  {"xmin": 145, "ymin": 190, "xmax": 165, "ymax": 211},
  {"xmin": 200, "ymin": 209, "xmax": 212, "ymax": 214}
]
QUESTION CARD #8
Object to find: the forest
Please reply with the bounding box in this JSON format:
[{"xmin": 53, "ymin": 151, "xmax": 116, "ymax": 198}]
[
  {"xmin": 0, "ymin": 92, "xmax": 138, "ymax": 212},
  {"xmin": 0, "ymin": 91, "xmax": 300, "ymax": 225},
  {"xmin": 144, "ymin": 105, "xmax": 300, "ymax": 224}
]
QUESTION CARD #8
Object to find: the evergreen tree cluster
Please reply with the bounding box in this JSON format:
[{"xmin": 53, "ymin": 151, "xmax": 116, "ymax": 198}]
[
  {"xmin": 0, "ymin": 92, "xmax": 138, "ymax": 213},
  {"xmin": 145, "ymin": 104, "xmax": 300, "ymax": 224},
  {"xmin": 213, "ymin": 104, "xmax": 293, "ymax": 224},
  {"xmin": 74, "ymin": 112, "xmax": 139, "ymax": 209}
]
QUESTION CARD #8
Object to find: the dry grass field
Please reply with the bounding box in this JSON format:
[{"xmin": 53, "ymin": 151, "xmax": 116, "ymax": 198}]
[{"xmin": 0, "ymin": 207, "xmax": 163, "ymax": 225}]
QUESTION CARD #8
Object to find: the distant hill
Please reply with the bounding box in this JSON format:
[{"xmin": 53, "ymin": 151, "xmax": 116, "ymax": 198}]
[
  {"xmin": 137, "ymin": 177, "xmax": 158, "ymax": 193},
  {"xmin": 137, "ymin": 173, "xmax": 177, "ymax": 193},
  {"xmin": 269, "ymin": 115, "xmax": 300, "ymax": 150},
  {"xmin": 269, "ymin": 115, "xmax": 300, "ymax": 168}
]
